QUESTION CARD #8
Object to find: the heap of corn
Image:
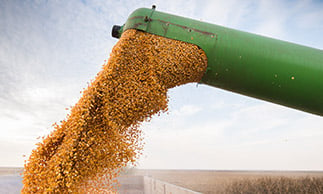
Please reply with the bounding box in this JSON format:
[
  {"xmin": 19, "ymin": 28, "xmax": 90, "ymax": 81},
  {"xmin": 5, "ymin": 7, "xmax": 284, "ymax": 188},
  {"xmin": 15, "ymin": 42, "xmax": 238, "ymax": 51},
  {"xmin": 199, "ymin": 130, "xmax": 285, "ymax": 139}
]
[{"xmin": 22, "ymin": 29, "xmax": 207, "ymax": 193}]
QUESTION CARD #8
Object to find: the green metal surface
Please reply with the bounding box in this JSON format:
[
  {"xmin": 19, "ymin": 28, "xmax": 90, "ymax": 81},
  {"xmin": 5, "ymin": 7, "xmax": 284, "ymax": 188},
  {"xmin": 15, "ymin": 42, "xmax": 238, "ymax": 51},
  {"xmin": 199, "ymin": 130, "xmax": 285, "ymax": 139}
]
[{"xmin": 115, "ymin": 7, "xmax": 323, "ymax": 116}]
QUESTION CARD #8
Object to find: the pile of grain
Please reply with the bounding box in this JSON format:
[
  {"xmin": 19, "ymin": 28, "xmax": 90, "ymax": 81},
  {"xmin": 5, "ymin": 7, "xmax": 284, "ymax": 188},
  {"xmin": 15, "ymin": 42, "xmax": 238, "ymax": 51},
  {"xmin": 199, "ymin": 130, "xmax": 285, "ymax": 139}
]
[{"xmin": 22, "ymin": 29, "xmax": 207, "ymax": 193}]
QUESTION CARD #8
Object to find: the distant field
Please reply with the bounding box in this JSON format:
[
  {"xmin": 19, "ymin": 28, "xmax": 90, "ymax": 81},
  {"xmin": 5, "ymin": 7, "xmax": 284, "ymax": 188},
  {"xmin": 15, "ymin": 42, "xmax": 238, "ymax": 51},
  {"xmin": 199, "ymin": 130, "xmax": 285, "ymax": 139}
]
[
  {"xmin": 127, "ymin": 169, "xmax": 323, "ymax": 194},
  {"xmin": 0, "ymin": 167, "xmax": 22, "ymax": 176},
  {"xmin": 1, "ymin": 168, "xmax": 323, "ymax": 193}
]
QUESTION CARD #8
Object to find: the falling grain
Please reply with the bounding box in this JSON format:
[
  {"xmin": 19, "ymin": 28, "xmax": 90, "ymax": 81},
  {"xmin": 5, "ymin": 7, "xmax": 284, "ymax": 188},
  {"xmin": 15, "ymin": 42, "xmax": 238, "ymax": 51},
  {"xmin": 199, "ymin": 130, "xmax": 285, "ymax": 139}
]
[{"xmin": 22, "ymin": 29, "xmax": 208, "ymax": 193}]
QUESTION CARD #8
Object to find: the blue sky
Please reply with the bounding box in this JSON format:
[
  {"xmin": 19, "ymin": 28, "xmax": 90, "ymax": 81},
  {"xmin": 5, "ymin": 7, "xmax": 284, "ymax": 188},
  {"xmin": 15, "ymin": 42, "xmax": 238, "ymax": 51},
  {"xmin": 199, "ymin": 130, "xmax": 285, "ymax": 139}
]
[{"xmin": 0, "ymin": 0, "xmax": 322, "ymax": 170}]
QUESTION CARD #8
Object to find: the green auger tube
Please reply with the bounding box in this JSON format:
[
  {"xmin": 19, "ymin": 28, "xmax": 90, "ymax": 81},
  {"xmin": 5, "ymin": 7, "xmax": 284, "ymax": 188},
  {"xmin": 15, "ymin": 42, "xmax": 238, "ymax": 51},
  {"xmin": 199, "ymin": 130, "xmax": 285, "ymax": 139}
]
[{"xmin": 112, "ymin": 6, "xmax": 323, "ymax": 116}]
